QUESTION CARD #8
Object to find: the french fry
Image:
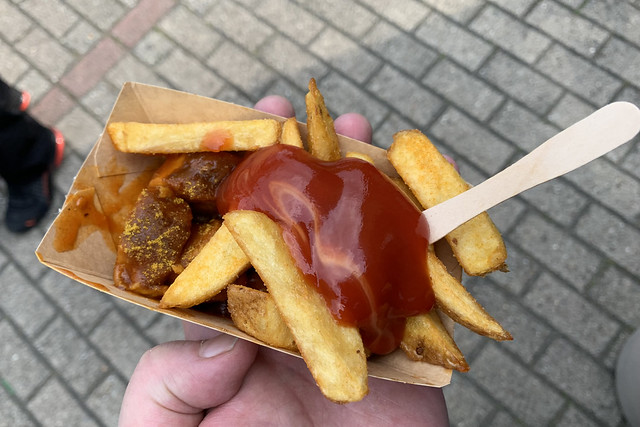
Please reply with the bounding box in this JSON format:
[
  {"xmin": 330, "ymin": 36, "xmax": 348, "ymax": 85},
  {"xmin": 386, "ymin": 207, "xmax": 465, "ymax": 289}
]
[
  {"xmin": 345, "ymin": 151, "xmax": 374, "ymax": 164},
  {"xmin": 227, "ymin": 284, "xmax": 297, "ymax": 352},
  {"xmin": 107, "ymin": 119, "xmax": 280, "ymax": 154},
  {"xmin": 427, "ymin": 247, "xmax": 512, "ymax": 341},
  {"xmin": 305, "ymin": 78, "xmax": 341, "ymax": 161},
  {"xmin": 280, "ymin": 117, "xmax": 304, "ymax": 148},
  {"xmin": 401, "ymin": 310, "xmax": 469, "ymax": 372},
  {"xmin": 159, "ymin": 223, "xmax": 250, "ymax": 308},
  {"xmin": 224, "ymin": 210, "xmax": 368, "ymax": 403},
  {"xmin": 388, "ymin": 129, "xmax": 507, "ymax": 276}
]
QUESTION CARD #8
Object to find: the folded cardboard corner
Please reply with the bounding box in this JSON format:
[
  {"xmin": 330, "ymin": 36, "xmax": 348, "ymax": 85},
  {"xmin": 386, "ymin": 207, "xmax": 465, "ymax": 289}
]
[{"xmin": 37, "ymin": 82, "xmax": 454, "ymax": 388}]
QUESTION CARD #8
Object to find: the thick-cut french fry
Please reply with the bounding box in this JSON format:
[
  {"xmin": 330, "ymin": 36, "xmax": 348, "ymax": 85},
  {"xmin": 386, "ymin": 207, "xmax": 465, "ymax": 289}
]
[
  {"xmin": 107, "ymin": 119, "xmax": 280, "ymax": 154},
  {"xmin": 280, "ymin": 117, "xmax": 304, "ymax": 148},
  {"xmin": 159, "ymin": 223, "xmax": 250, "ymax": 308},
  {"xmin": 401, "ymin": 310, "xmax": 469, "ymax": 372},
  {"xmin": 224, "ymin": 210, "xmax": 368, "ymax": 403},
  {"xmin": 345, "ymin": 151, "xmax": 374, "ymax": 164},
  {"xmin": 388, "ymin": 129, "xmax": 507, "ymax": 276},
  {"xmin": 305, "ymin": 78, "xmax": 341, "ymax": 161},
  {"xmin": 227, "ymin": 284, "xmax": 297, "ymax": 352},
  {"xmin": 427, "ymin": 248, "xmax": 512, "ymax": 341}
]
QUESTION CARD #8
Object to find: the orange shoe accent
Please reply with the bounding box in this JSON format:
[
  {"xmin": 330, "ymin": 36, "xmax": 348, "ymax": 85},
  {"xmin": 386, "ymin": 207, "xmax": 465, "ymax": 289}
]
[
  {"xmin": 52, "ymin": 128, "xmax": 65, "ymax": 168},
  {"xmin": 19, "ymin": 91, "xmax": 31, "ymax": 111}
]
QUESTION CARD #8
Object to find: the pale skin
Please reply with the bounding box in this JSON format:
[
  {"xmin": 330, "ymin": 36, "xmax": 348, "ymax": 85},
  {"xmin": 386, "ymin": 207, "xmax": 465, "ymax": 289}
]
[{"xmin": 118, "ymin": 95, "xmax": 450, "ymax": 427}]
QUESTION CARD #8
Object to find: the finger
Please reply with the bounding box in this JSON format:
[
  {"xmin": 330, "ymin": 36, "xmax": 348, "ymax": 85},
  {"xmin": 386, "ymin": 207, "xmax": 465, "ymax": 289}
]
[
  {"xmin": 119, "ymin": 335, "xmax": 258, "ymax": 427},
  {"xmin": 254, "ymin": 95, "xmax": 295, "ymax": 118},
  {"xmin": 334, "ymin": 112, "xmax": 372, "ymax": 144}
]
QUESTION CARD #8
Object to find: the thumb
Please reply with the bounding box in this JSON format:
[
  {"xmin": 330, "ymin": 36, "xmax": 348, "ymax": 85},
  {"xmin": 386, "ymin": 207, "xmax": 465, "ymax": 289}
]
[{"xmin": 119, "ymin": 334, "xmax": 258, "ymax": 426}]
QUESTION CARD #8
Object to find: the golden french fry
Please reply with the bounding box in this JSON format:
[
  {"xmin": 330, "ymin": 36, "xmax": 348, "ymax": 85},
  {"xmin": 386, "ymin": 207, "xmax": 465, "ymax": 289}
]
[
  {"xmin": 107, "ymin": 119, "xmax": 280, "ymax": 154},
  {"xmin": 227, "ymin": 284, "xmax": 297, "ymax": 352},
  {"xmin": 305, "ymin": 78, "xmax": 341, "ymax": 161},
  {"xmin": 159, "ymin": 223, "xmax": 250, "ymax": 308},
  {"xmin": 401, "ymin": 309, "xmax": 469, "ymax": 372},
  {"xmin": 280, "ymin": 117, "xmax": 304, "ymax": 148},
  {"xmin": 224, "ymin": 210, "xmax": 368, "ymax": 403},
  {"xmin": 388, "ymin": 129, "xmax": 507, "ymax": 276},
  {"xmin": 345, "ymin": 151, "xmax": 374, "ymax": 164},
  {"xmin": 427, "ymin": 248, "xmax": 512, "ymax": 341}
]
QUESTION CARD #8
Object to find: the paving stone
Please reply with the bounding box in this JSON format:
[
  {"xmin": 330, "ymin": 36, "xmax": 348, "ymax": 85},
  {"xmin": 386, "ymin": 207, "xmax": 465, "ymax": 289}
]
[
  {"xmin": 257, "ymin": 36, "xmax": 328, "ymax": 90},
  {"xmin": 467, "ymin": 278, "xmax": 552, "ymax": 363},
  {"xmin": 158, "ymin": 5, "xmax": 222, "ymax": 60},
  {"xmin": 373, "ymin": 112, "xmax": 412, "ymax": 149},
  {"xmin": 367, "ymin": 64, "xmax": 443, "ymax": 127},
  {"xmin": 301, "ymin": 0, "xmax": 378, "ymax": 38},
  {"xmin": 564, "ymin": 158, "xmax": 640, "ymax": 222},
  {"xmin": 86, "ymin": 373, "xmax": 127, "ymax": 427},
  {"xmin": 489, "ymin": 0, "xmax": 536, "ymax": 16},
  {"xmin": 525, "ymin": 272, "xmax": 620, "ymax": 357},
  {"xmin": 415, "ymin": 12, "xmax": 493, "ymax": 71},
  {"xmin": 0, "ymin": 320, "xmax": 51, "ymax": 400},
  {"xmin": 488, "ymin": 410, "xmax": 520, "ymax": 426},
  {"xmin": 430, "ymin": 107, "xmax": 514, "ymax": 175},
  {"xmin": 442, "ymin": 374, "xmax": 494, "ymax": 426},
  {"xmin": 510, "ymin": 212, "xmax": 601, "ymax": 290},
  {"xmin": 470, "ymin": 4, "xmax": 551, "ymax": 63},
  {"xmin": 536, "ymin": 44, "xmax": 622, "ymax": 106},
  {"xmin": 526, "ymin": 0, "xmax": 609, "ymax": 57},
  {"xmin": 0, "ymin": 0, "xmax": 32, "ymax": 42},
  {"xmin": 15, "ymin": 28, "xmax": 75, "ymax": 82},
  {"xmin": 207, "ymin": 41, "xmax": 277, "ymax": 96},
  {"xmin": 107, "ymin": 53, "xmax": 167, "ymax": 89},
  {"xmin": 261, "ymin": 77, "xmax": 306, "ymax": 118},
  {"xmin": 16, "ymin": 68, "xmax": 52, "ymax": 105},
  {"xmin": 518, "ymin": 178, "xmax": 589, "ymax": 227},
  {"xmin": 205, "ymin": 0, "xmax": 274, "ymax": 52},
  {"xmin": 39, "ymin": 272, "xmax": 113, "ymax": 334},
  {"xmin": 581, "ymin": 0, "xmax": 640, "ymax": 45},
  {"xmin": 81, "ymin": 81, "xmax": 121, "ymax": 122},
  {"xmin": 155, "ymin": 49, "xmax": 224, "ymax": 97},
  {"xmin": 420, "ymin": 0, "xmax": 485, "ymax": 23},
  {"xmin": 21, "ymin": 0, "xmax": 79, "ymax": 39},
  {"xmin": 65, "ymin": 0, "xmax": 126, "ymax": 31},
  {"xmin": 358, "ymin": 0, "xmax": 430, "ymax": 31},
  {"xmin": 547, "ymin": 92, "xmax": 596, "ymax": 129},
  {"xmin": 0, "ymin": 385, "xmax": 35, "ymax": 427},
  {"xmin": 596, "ymin": 37, "xmax": 640, "ymax": 88},
  {"xmin": 489, "ymin": 100, "xmax": 558, "ymax": 152},
  {"xmin": 556, "ymin": 404, "xmax": 601, "ymax": 427},
  {"xmin": 0, "ymin": 265, "xmax": 55, "ymax": 337},
  {"xmin": 133, "ymin": 30, "xmax": 176, "ymax": 66},
  {"xmin": 181, "ymin": 0, "xmax": 216, "ymax": 15},
  {"xmin": 470, "ymin": 342, "xmax": 565, "ymax": 425},
  {"xmin": 424, "ymin": 59, "xmax": 504, "ymax": 121},
  {"xmin": 145, "ymin": 314, "xmax": 185, "ymax": 345},
  {"xmin": 479, "ymin": 52, "xmax": 564, "ymax": 114},
  {"xmin": 111, "ymin": 297, "xmax": 160, "ymax": 331},
  {"xmin": 621, "ymin": 139, "xmax": 640, "ymax": 180},
  {"xmin": 89, "ymin": 310, "xmax": 152, "ymax": 378},
  {"xmin": 534, "ymin": 337, "xmax": 622, "ymax": 424},
  {"xmin": 214, "ymin": 84, "xmax": 255, "ymax": 107},
  {"xmin": 589, "ymin": 266, "xmax": 640, "ymax": 328},
  {"xmin": 364, "ymin": 23, "xmax": 438, "ymax": 79},
  {"xmin": 309, "ymin": 28, "xmax": 381, "ymax": 84},
  {"xmin": 485, "ymin": 196, "xmax": 527, "ymax": 233},
  {"xmin": 0, "ymin": 38, "xmax": 31, "ymax": 84},
  {"xmin": 254, "ymin": 0, "xmax": 324, "ymax": 45},
  {"xmin": 52, "ymin": 150, "xmax": 85, "ymax": 196},
  {"xmin": 490, "ymin": 241, "xmax": 539, "ymax": 294},
  {"xmin": 317, "ymin": 72, "xmax": 388, "ymax": 129},
  {"xmin": 34, "ymin": 316, "xmax": 108, "ymax": 396},
  {"xmin": 28, "ymin": 377, "xmax": 98, "ymax": 427},
  {"xmin": 56, "ymin": 105, "xmax": 105, "ymax": 157},
  {"xmin": 449, "ymin": 318, "xmax": 486, "ymax": 358}
]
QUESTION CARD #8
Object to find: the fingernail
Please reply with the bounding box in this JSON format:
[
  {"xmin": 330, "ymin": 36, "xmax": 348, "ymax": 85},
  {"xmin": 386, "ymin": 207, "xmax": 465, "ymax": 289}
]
[{"xmin": 199, "ymin": 334, "xmax": 238, "ymax": 358}]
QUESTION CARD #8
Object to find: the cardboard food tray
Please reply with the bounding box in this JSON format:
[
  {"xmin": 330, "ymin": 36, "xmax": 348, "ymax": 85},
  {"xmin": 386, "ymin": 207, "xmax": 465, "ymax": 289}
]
[{"xmin": 37, "ymin": 82, "xmax": 457, "ymax": 388}]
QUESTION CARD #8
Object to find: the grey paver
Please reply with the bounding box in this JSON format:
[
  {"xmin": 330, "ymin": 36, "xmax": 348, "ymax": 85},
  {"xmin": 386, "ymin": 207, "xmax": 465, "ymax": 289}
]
[
  {"xmin": 133, "ymin": 30, "xmax": 176, "ymax": 66},
  {"xmin": 158, "ymin": 5, "xmax": 222, "ymax": 60},
  {"xmin": 204, "ymin": 0, "xmax": 274, "ymax": 51},
  {"xmin": 597, "ymin": 37, "xmax": 640, "ymax": 87},
  {"xmin": 421, "ymin": 0, "xmax": 485, "ymax": 23},
  {"xmin": 0, "ymin": 1, "xmax": 32, "ymax": 43},
  {"xmin": 526, "ymin": 0, "xmax": 609, "ymax": 57},
  {"xmin": 65, "ymin": 0, "xmax": 126, "ymax": 31},
  {"xmin": 19, "ymin": 0, "xmax": 79, "ymax": 39},
  {"xmin": 254, "ymin": 0, "xmax": 325, "ymax": 45},
  {"xmin": 415, "ymin": 12, "xmax": 493, "ymax": 71},
  {"xmin": 470, "ymin": 4, "xmax": 551, "ymax": 63},
  {"xmin": 358, "ymin": 0, "xmax": 431, "ymax": 31},
  {"xmin": 373, "ymin": 112, "xmax": 413, "ymax": 149},
  {"xmin": 443, "ymin": 375, "xmax": 494, "ymax": 426},
  {"xmin": 479, "ymin": 51, "xmax": 564, "ymax": 114},
  {"xmin": 489, "ymin": 100, "xmax": 558, "ymax": 151},
  {"xmin": 155, "ymin": 49, "xmax": 225, "ymax": 97},
  {"xmin": 28, "ymin": 378, "xmax": 99, "ymax": 427},
  {"xmin": 15, "ymin": 28, "xmax": 75, "ymax": 82},
  {"xmin": 488, "ymin": 0, "xmax": 536, "ymax": 16},
  {"xmin": 490, "ymin": 242, "xmax": 540, "ymax": 295},
  {"xmin": 55, "ymin": 105, "xmax": 105, "ymax": 157},
  {"xmin": 61, "ymin": 19, "xmax": 101, "ymax": 55},
  {"xmin": 581, "ymin": 0, "xmax": 640, "ymax": 45},
  {"xmin": 524, "ymin": 272, "xmax": 620, "ymax": 356},
  {"xmin": 518, "ymin": 177, "xmax": 589, "ymax": 227},
  {"xmin": 0, "ymin": 39, "xmax": 31, "ymax": 84},
  {"xmin": 86, "ymin": 374, "xmax": 127, "ymax": 427},
  {"xmin": 535, "ymin": 338, "xmax": 622, "ymax": 424},
  {"xmin": 547, "ymin": 92, "xmax": 596, "ymax": 129},
  {"xmin": 300, "ymin": 0, "xmax": 378, "ymax": 38}
]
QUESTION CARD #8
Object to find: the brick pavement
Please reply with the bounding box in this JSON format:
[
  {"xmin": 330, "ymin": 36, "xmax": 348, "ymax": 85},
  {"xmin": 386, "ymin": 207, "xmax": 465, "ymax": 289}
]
[{"xmin": 1, "ymin": 0, "xmax": 639, "ymax": 425}]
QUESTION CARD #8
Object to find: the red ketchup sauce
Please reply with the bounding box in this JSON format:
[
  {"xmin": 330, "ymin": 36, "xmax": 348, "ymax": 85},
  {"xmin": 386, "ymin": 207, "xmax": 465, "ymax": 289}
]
[{"xmin": 217, "ymin": 144, "xmax": 433, "ymax": 354}]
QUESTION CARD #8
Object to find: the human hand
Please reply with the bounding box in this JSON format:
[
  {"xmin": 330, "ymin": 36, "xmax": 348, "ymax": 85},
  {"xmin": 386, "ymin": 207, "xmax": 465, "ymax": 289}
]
[{"xmin": 118, "ymin": 95, "xmax": 449, "ymax": 426}]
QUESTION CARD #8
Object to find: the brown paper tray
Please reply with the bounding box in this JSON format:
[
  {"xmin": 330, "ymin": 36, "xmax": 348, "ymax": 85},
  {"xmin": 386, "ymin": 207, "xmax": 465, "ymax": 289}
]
[{"xmin": 37, "ymin": 82, "xmax": 455, "ymax": 387}]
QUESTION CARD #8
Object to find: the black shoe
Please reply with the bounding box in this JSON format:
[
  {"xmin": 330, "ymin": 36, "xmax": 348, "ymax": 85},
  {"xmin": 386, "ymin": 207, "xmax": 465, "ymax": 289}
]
[{"xmin": 5, "ymin": 128, "xmax": 64, "ymax": 233}]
